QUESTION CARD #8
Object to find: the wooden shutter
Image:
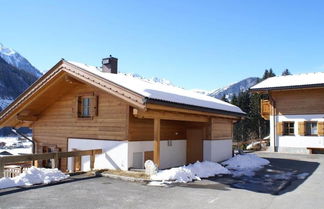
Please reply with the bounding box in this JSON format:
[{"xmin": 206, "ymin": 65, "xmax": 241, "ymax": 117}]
[
  {"xmin": 318, "ymin": 122, "xmax": 324, "ymax": 136},
  {"xmin": 277, "ymin": 122, "xmax": 283, "ymax": 135},
  {"xmin": 72, "ymin": 96, "xmax": 81, "ymax": 118},
  {"xmin": 298, "ymin": 121, "xmax": 306, "ymax": 136},
  {"xmin": 90, "ymin": 95, "xmax": 98, "ymax": 117}
]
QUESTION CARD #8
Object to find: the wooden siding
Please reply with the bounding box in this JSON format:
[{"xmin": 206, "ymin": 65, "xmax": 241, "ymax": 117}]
[
  {"xmin": 128, "ymin": 114, "xmax": 187, "ymax": 141},
  {"xmin": 271, "ymin": 88, "xmax": 324, "ymax": 115},
  {"xmin": 210, "ymin": 118, "xmax": 233, "ymax": 140},
  {"xmin": 32, "ymin": 84, "xmax": 129, "ymax": 154}
]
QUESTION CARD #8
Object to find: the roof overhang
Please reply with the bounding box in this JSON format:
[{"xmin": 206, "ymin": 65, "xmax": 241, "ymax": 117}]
[
  {"xmin": 0, "ymin": 59, "xmax": 246, "ymax": 127},
  {"xmin": 144, "ymin": 98, "xmax": 246, "ymax": 118},
  {"xmin": 0, "ymin": 60, "xmax": 147, "ymax": 127},
  {"xmin": 250, "ymin": 83, "xmax": 324, "ymax": 93}
]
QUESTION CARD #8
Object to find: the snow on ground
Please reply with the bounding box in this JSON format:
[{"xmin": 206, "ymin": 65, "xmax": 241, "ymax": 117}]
[
  {"xmin": 151, "ymin": 161, "xmax": 231, "ymax": 183},
  {"xmin": 222, "ymin": 154, "xmax": 270, "ymax": 177},
  {"xmin": 150, "ymin": 154, "xmax": 271, "ymax": 184},
  {"xmin": 246, "ymin": 141, "xmax": 261, "ymax": 150},
  {"xmin": 0, "ymin": 136, "xmax": 32, "ymax": 156},
  {"xmin": 0, "ymin": 167, "xmax": 69, "ymax": 189}
]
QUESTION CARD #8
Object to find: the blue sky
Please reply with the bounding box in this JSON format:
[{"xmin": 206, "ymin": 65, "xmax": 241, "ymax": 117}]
[{"xmin": 1, "ymin": 0, "xmax": 324, "ymax": 90}]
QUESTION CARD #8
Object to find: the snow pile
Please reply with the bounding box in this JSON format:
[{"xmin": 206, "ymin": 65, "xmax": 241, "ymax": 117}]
[
  {"xmin": 246, "ymin": 141, "xmax": 261, "ymax": 150},
  {"xmin": 151, "ymin": 161, "xmax": 230, "ymax": 183},
  {"xmin": 0, "ymin": 167, "xmax": 69, "ymax": 189},
  {"xmin": 222, "ymin": 154, "xmax": 270, "ymax": 177}
]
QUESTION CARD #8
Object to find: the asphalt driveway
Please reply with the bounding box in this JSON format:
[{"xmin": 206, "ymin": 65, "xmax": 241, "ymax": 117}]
[{"xmin": 0, "ymin": 152, "xmax": 323, "ymax": 209}]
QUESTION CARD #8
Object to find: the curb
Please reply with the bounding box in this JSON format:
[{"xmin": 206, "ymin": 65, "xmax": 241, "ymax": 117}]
[{"xmin": 99, "ymin": 172, "xmax": 150, "ymax": 183}]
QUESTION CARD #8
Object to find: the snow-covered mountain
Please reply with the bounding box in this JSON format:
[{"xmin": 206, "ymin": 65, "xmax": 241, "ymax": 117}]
[
  {"xmin": 122, "ymin": 73, "xmax": 176, "ymax": 86},
  {"xmin": 0, "ymin": 56, "xmax": 39, "ymax": 111},
  {"xmin": 0, "ymin": 43, "xmax": 42, "ymax": 77},
  {"xmin": 208, "ymin": 77, "xmax": 259, "ymax": 100},
  {"xmin": 190, "ymin": 89, "xmax": 211, "ymax": 95}
]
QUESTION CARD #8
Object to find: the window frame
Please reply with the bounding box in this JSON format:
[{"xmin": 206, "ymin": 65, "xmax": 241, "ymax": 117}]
[
  {"xmin": 305, "ymin": 121, "xmax": 318, "ymax": 136},
  {"xmin": 283, "ymin": 121, "xmax": 295, "ymax": 136},
  {"xmin": 75, "ymin": 92, "xmax": 98, "ymax": 120},
  {"xmin": 79, "ymin": 96, "xmax": 91, "ymax": 118}
]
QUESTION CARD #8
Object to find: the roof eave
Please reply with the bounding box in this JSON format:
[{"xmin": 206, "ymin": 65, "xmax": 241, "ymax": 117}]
[
  {"xmin": 144, "ymin": 98, "xmax": 246, "ymax": 118},
  {"xmin": 250, "ymin": 83, "xmax": 324, "ymax": 92},
  {"xmin": 0, "ymin": 59, "xmax": 66, "ymax": 125}
]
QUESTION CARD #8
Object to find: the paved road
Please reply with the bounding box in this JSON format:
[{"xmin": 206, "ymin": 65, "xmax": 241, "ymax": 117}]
[{"xmin": 0, "ymin": 152, "xmax": 323, "ymax": 209}]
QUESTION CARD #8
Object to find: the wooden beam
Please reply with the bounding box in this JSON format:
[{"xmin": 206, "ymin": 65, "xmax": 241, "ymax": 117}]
[
  {"xmin": 133, "ymin": 108, "xmax": 209, "ymax": 122},
  {"xmin": 153, "ymin": 118, "xmax": 161, "ymax": 167},
  {"xmin": 16, "ymin": 115, "xmax": 38, "ymax": 121},
  {"xmin": 64, "ymin": 75, "xmax": 85, "ymax": 85},
  {"xmin": 146, "ymin": 104, "xmax": 241, "ymax": 120}
]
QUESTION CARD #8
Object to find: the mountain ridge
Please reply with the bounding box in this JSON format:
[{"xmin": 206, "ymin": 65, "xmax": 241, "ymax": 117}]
[
  {"xmin": 0, "ymin": 43, "xmax": 42, "ymax": 77},
  {"xmin": 208, "ymin": 77, "xmax": 259, "ymax": 100}
]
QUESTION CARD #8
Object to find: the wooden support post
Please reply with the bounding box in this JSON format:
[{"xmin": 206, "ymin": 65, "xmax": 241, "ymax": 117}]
[
  {"xmin": 90, "ymin": 150, "xmax": 95, "ymax": 171},
  {"xmin": 0, "ymin": 159, "xmax": 4, "ymax": 178},
  {"xmin": 153, "ymin": 118, "xmax": 161, "ymax": 167},
  {"xmin": 54, "ymin": 152, "xmax": 59, "ymax": 168}
]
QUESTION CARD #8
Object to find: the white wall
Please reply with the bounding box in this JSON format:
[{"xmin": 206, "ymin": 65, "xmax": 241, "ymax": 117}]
[
  {"xmin": 203, "ymin": 139, "xmax": 232, "ymax": 162},
  {"xmin": 160, "ymin": 140, "xmax": 186, "ymax": 169},
  {"xmin": 128, "ymin": 141, "xmax": 153, "ymax": 169},
  {"xmin": 68, "ymin": 138, "xmax": 128, "ymax": 171},
  {"xmin": 128, "ymin": 140, "xmax": 186, "ymax": 169},
  {"xmin": 270, "ymin": 114, "xmax": 324, "ymax": 153},
  {"xmin": 67, "ymin": 139, "xmax": 187, "ymax": 171}
]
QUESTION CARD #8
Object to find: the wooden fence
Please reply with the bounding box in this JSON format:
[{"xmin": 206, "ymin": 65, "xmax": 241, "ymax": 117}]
[{"xmin": 0, "ymin": 149, "xmax": 102, "ymax": 178}]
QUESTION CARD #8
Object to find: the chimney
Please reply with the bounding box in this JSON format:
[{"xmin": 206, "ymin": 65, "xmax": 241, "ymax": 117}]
[{"xmin": 102, "ymin": 55, "xmax": 118, "ymax": 74}]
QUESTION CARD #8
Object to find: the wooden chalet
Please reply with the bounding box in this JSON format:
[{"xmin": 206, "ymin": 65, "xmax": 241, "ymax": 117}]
[
  {"xmin": 0, "ymin": 56, "xmax": 245, "ymax": 171},
  {"xmin": 251, "ymin": 72, "xmax": 324, "ymax": 154}
]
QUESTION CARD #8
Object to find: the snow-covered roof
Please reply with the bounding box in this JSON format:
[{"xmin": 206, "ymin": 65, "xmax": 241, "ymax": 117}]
[
  {"xmin": 67, "ymin": 61, "xmax": 245, "ymax": 115},
  {"xmin": 250, "ymin": 72, "xmax": 324, "ymax": 91}
]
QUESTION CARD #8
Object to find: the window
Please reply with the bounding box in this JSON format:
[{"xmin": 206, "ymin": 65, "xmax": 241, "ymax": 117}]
[
  {"xmin": 283, "ymin": 122, "xmax": 295, "ymax": 136},
  {"xmin": 74, "ymin": 94, "xmax": 98, "ymax": 119},
  {"xmin": 81, "ymin": 97, "xmax": 91, "ymax": 117},
  {"xmin": 306, "ymin": 122, "xmax": 318, "ymax": 136}
]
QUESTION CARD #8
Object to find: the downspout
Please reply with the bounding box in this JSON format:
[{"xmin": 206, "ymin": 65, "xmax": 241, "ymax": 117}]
[
  {"xmin": 268, "ymin": 92, "xmax": 278, "ymax": 152},
  {"xmin": 11, "ymin": 128, "xmax": 35, "ymax": 154}
]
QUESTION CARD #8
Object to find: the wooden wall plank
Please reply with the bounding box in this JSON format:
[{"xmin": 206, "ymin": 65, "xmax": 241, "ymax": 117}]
[{"xmin": 272, "ymin": 88, "xmax": 324, "ymax": 115}]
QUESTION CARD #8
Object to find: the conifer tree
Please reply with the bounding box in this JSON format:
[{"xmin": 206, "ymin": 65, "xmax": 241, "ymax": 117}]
[{"xmin": 281, "ymin": 69, "xmax": 292, "ymax": 76}]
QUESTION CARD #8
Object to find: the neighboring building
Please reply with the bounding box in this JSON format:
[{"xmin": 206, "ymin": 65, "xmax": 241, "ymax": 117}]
[
  {"xmin": 0, "ymin": 57, "xmax": 245, "ymax": 171},
  {"xmin": 251, "ymin": 72, "xmax": 324, "ymax": 154}
]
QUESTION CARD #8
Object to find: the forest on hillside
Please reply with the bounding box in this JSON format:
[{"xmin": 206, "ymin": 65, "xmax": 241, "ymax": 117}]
[{"xmin": 221, "ymin": 69, "xmax": 292, "ymax": 143}]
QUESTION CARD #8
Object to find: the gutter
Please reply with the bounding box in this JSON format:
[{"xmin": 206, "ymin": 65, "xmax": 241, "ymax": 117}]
[{"xmin": 11, "ymin": 128, "xmax": 35, "ymax": 154}]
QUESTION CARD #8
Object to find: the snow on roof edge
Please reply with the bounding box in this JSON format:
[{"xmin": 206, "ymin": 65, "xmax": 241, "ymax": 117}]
[
  {"xmin": 250, "ymin": 72, "xmax": 324, "ymax": 90},
  {"xmin": 66, "ymin": 60, "xmax": 245, "ymax": 116}
]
